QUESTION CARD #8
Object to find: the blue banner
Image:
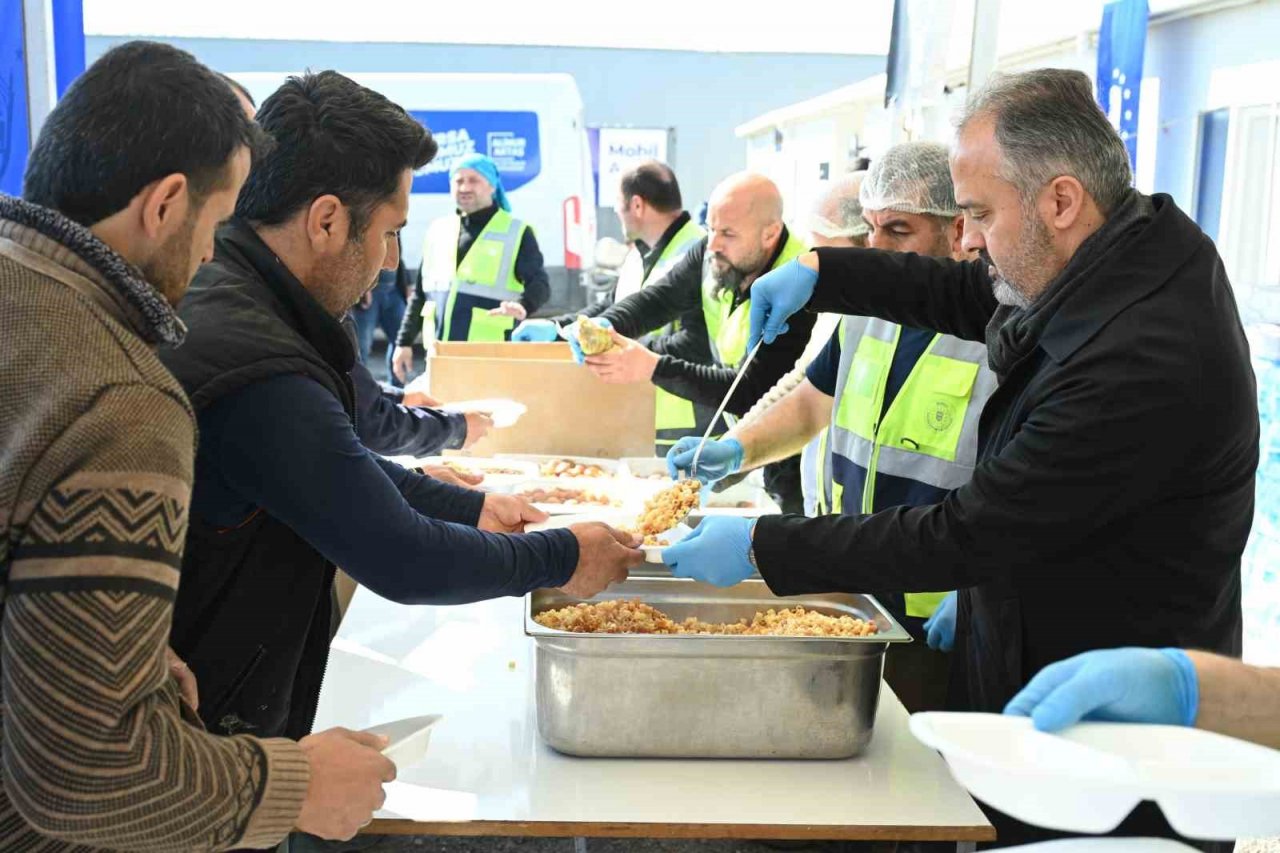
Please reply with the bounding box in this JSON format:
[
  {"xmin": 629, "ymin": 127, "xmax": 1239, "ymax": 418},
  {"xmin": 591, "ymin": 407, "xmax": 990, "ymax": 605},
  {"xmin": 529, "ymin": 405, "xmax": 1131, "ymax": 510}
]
[
  {"xmin": 1097, "ymin": 0, "xmax": 1149, "ymax": 169},
  {"xmin": 53, "ymin": 0, "xmax": 85, "ymax": 99},
  {"xmin": 408, "ymin": 110, "xmax": 540, "ymax": 195},
  {"xmin": 1, "ymin": 0, "xmax": 29, "ymax": 197}
]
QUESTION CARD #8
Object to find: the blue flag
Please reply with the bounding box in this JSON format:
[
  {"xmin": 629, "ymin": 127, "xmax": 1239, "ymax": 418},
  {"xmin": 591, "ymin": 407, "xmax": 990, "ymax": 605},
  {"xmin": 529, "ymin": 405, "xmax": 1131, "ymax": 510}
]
[
  {"xmin": 1, "ymin": 0, "xmax": 29, "ymax": 197},
  {"xmin": 1096, "ymin": 0, "xmax": 1149, "ymax": 169}
]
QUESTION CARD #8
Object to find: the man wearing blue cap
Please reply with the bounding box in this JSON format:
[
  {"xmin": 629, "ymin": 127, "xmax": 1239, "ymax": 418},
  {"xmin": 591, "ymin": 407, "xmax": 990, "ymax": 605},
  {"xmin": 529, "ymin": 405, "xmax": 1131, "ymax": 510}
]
[{"xmin": 392, "ymin": 153, "xmax": 550, "ymax": 378}]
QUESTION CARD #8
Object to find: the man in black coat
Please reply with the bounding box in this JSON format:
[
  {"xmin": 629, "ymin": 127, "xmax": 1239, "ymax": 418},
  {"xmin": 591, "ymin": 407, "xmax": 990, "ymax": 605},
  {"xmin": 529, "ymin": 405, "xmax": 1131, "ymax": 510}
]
[{"xmin": 665, "ymin": 69, "xmax": 1252, "ymax": 851}]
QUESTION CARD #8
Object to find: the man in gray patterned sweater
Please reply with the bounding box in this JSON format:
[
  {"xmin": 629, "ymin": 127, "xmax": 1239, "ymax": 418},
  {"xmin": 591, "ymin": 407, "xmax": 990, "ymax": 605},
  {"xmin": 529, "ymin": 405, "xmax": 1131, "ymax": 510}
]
[{"xmin": 0, "ymin": 42, "xmax": 393, "ymax": 851}]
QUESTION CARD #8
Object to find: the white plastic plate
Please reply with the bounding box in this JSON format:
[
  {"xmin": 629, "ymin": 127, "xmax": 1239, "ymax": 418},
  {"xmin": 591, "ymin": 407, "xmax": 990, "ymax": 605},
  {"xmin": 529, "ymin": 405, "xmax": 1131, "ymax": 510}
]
[
  {"xmin": 526, "ymin": 512, "xmax": 690, "ymax": 562},
  {"xmin": 440, "ymin": 398, "xmax": 526, "ymax": 428},
  {"xmin": 997, "ymin": 841, "xmax": 1198, "ymax": 852},
  {"xmin": 910, "ymin": 712, "xmax": 1280, "ymax": 840},
  {"xmin": 642, "ymin": 522, "xmax": 694, "ymax": 563},
  {"xmin": 363, "ymin": 714, "xmax": 441, "ymax": 769}
]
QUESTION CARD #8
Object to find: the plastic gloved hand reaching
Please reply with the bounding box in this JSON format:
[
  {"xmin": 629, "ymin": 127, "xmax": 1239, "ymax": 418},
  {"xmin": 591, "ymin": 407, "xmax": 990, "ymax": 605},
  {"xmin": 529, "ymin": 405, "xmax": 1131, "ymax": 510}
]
[
  {"xmin": 511, "ymin": 319, "xmax": 558, "ymax": 342},
  {"xmin": 1003, "ymin": 647, "xmax": 1199, "ymax": 733},
  {"xmin": 922, "ymin": 591, "xmax": 957, "ymax": 652},
  {"xmin": 663, "ymin": 516, "xmax": 757, "ymax": 587},
  {"xmin": 665, "ymin": 437, "xmax": 744, "ymax": 485},
  {"xmin": 746, "ymin": 257, "xmax": 819, "ymax": 353}
]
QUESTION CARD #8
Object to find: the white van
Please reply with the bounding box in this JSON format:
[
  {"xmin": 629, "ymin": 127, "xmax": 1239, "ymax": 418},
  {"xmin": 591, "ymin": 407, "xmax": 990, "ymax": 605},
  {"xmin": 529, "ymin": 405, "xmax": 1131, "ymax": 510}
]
[{"xmin": 231, "ymin": 72, "xmax": 597, "ymax": 313}]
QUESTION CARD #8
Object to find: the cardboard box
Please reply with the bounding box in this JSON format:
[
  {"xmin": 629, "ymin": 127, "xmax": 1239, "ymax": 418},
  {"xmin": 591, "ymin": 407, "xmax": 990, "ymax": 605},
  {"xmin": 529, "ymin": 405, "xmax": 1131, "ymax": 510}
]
[{"xmin": 428, "ymin": 342, "xmax": 656, "ymax": 457}]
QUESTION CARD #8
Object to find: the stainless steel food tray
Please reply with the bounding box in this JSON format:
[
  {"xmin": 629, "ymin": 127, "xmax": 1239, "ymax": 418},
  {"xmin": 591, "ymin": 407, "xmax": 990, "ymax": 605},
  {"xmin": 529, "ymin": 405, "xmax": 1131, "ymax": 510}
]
[{"xmin": 526, "ymin": 577, "xmax": 910, "ymax": 759}]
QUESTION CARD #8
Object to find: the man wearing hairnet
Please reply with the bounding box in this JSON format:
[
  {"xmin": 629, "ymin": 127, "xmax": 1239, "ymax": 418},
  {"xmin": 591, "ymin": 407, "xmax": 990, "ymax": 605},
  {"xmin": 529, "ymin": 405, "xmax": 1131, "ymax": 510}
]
[{"xmin": 667, "ymin": 142, "xmax": 997, "ymax": 712}]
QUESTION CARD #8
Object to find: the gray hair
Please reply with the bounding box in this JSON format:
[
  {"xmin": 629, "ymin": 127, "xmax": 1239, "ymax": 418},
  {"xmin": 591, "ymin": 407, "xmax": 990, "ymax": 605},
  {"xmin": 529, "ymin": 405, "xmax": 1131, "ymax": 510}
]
[{"xmin": 958, "ymin": 68, "xmax": 1132, "ymax": 215}]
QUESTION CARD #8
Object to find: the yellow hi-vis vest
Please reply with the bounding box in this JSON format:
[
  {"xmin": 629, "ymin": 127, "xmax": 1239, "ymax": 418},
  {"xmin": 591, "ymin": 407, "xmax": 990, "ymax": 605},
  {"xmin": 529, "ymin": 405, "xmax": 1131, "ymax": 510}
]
[
  {"xmin": 650, "ymin": 218, "xmax": 707, "ymax": 449},
  {"xmin": 816, "ymin": 315, "xmax": 996, "ymax": 618},
  {"xmin": 422, "ymin": 209, "xmax": 528, "ymax": 342}
]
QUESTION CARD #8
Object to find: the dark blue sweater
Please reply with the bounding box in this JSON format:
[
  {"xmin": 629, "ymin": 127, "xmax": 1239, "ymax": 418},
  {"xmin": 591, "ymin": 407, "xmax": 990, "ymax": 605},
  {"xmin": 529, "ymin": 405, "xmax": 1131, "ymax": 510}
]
[{"xmin": 190, "ymin": 372, "xmax": 577, "ymax": 604}]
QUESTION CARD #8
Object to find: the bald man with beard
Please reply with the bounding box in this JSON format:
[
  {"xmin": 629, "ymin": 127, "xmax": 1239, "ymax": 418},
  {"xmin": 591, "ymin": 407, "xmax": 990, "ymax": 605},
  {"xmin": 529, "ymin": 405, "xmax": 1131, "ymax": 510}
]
[{"xmin": 580, "ymin": 172, "xmax": 815, "ymax": 509}]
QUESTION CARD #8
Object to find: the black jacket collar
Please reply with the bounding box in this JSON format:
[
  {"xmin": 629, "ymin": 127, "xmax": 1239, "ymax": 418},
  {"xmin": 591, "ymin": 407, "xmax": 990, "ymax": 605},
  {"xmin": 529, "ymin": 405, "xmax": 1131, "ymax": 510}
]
[
  {"xmin": 1038, "ymin": 194, "xmax": 1203, "ymax": 364},
  {"xmin": 459, "ymin": 203, "xmax": 500, "ymax": 235},
  {"xmin": 215, "ymin": 218, "xmax": 355, "ymax": 376},
  {"xmin": 640, "ymin": 211, "xmax": 693, "ymax": 281}
]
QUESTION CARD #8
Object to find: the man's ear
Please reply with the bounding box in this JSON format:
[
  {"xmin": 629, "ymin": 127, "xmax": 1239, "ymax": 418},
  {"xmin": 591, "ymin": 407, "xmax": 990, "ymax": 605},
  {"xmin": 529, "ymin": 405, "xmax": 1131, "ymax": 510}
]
[
  {"xmin": 138, "ymin": 173, "xmax": 192, "ymax": 241},
  {"xmin": 306, "ymin": 194, "xmax": 349, "ymax": 254}
]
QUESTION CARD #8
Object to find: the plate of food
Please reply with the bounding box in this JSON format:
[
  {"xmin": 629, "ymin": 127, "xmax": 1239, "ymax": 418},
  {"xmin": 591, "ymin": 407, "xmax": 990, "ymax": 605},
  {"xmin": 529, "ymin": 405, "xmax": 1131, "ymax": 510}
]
[
  {"xmin": 497, "ymin": 454, "xmax": 622, "ymax": 479},
  {"xmin": 512, "ymin": 479, "xmax": 627, "ymax": 514},
  {"xmin": 624, "ymin": 478, "xmax": 702, "ymax": 562}
]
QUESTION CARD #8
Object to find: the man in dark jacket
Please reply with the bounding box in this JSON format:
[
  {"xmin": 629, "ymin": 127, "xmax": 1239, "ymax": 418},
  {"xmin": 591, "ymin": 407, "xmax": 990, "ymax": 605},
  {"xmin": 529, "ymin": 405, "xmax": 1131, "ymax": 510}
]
[
  {"xmin": 160, "ymin": 71, "xmax": 642, "ymax": 749},
  {"xmin": 664, "ymin": 69, "xmax": 1251, "ymax": 851}
]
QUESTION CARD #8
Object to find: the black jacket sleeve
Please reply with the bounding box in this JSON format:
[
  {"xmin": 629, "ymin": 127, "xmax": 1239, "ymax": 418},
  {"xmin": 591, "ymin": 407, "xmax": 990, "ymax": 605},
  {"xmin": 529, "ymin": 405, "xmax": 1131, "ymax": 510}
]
[
  {"xmin": 396, "ymin": 264, "xmax": 427, "ymax": 347},
  {"xmin": 597, "ymin": 240, "xmax": 707, "ymax": 338},
  {"xmin": 751, "ymin": 315, "xmax": 1193, "ymax": 598},
  {"xmin": 516, "ymin": 228, "xmax": 551, "ymax": 314},
  {"xmin": 650, "ymin": 306, "xmax": 815, "ymax": 416},
  {"xmin": 809, "ymin": 247, "xmax": 998, "ymax": 342},
  {"xmin": 351, "ymin": 357, "xmax": 467, "ymax": 456}
]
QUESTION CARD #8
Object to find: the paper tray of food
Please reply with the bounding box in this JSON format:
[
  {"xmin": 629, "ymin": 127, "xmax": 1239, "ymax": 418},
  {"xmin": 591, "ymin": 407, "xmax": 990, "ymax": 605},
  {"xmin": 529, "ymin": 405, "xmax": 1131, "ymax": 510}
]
[
  {"xmin": 526, "ymin": 578, "xmax": 909, "ymax": 759},
  {"xmin": 510, "ymin": 478, "xmax": 636, "ymax": 514},
  {"xmin": 495, "ymin": 454, "xmax": 623, "ymax": 479}
]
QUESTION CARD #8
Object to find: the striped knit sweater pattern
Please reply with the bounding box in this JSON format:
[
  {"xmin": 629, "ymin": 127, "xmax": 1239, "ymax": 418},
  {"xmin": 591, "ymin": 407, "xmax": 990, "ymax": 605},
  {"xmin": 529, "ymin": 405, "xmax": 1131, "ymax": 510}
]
[{"xmin": 0, "ymin": 195, "xmax": 309, "ymax": 852}]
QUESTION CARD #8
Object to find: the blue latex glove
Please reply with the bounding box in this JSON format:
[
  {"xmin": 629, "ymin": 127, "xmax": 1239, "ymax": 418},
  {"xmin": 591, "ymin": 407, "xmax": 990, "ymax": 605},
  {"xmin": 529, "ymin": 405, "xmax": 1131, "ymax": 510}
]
[
  {"xmin": 511, "ymin": 319, "xmax": 558, "ymax": 342},
  {"xmin": 922, "ymin": 591, "xmax": 957, "ymax": 652},
  {"xmin": 567, "ymin": 317, "xmax": 612, "ymax": 364},
  {"xmin": 663, "ymin": 516, "xmax": 757, "ymax": 587},
  {"xmin": 665, "ymin": 437, "xmax": 744, "ymax": 484},
  {"xmin": 746, "ymin": 258, "xmax": 819, "ymax": 352},
  {"xmin": 1004, "ymin": 647, "xmax": 1200, "ymax": 733}
]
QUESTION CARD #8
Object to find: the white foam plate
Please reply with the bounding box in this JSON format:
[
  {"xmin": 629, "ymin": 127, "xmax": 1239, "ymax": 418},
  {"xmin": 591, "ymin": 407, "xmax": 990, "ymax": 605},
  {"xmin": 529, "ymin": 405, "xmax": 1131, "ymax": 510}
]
[
  {"xmin": 910, "ymin": 711, "xmax": 1280, "ymax": 840},
  {"xmin": 440, "ymin": 398, "xmax": 526, "ymax": 428},
  {"xmin": 642, "ymin": 522, "xmax": 693, "ymax": 563},
  {"xmin": 363, "ymin": 714, "xmax": 441, "ymax": 769},
  {"xmin": 526, "ymin": 512, "xmax": 691, "ymax": 562}
]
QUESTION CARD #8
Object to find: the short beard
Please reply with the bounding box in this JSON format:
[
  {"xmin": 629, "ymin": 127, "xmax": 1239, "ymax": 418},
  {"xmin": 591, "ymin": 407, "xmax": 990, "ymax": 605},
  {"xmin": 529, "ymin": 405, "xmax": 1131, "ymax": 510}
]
[
  {"xmin": 985, "ymin": 210, "xmax": 1055, "ymax": 311},
  {"xmin": 315, "ymin": 237, "xmax": 374, "ymax": 317},
  {"xmin": 710, "ymin": 248, "xmax": 766, "ymax": 298},
  {"xmin": 140, "ymin": 212, "xmax": 196, "ymax": 307}
]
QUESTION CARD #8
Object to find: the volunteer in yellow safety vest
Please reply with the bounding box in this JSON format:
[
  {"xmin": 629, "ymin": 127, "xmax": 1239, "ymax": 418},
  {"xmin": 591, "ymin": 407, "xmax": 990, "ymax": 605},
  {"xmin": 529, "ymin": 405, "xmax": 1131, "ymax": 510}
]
[
  {"xmin": 667, "ymin": 143, "xmax": 999, "ymax": 713},
  {"xmin": 391, "ymin": 153, "xmax": 550, "ymax": 380},
  {"xmin": 513, "ymin": 160, "xmax": 709, "ymax": 452},
  {"xmin": 564, "ymin": 173, "xmax": 817, "ymax": 511}
]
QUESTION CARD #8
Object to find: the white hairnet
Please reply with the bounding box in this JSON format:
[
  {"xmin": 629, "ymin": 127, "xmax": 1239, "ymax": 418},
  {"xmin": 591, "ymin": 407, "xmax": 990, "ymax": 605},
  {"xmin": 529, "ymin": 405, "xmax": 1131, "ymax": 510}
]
[
  {"xmin": 859, "ymin": 141, "xmax": 960, "ymax": 218},
  {"xmin": 810, "ymin": 171, "xmax": 870, "ymax": 239}
]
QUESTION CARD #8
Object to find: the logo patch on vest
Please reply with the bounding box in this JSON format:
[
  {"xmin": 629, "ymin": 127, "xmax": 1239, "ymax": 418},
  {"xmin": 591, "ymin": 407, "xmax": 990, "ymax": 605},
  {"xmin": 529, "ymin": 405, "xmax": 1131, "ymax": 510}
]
[{"xmin": 926, "ymin": 400, "xmax": 955, "ymax": 432}]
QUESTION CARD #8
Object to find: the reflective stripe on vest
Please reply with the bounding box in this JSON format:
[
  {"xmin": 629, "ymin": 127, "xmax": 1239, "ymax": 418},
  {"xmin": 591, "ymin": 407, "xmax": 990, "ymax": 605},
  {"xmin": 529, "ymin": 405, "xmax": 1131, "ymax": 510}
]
[
  {"xmin": 824, "ymin": 315, "xmax": 996, "ymax": 618},
  {"xmin": 422, "ymin": 211, "xmax": 527, "ymax": 341},
  {"xmin": 701, "ymin": 231, "xmax": 808, "ymax": 369},
  {"xmin": 802, "ymin": 427, "xmax": 831, "ymax": 516}
]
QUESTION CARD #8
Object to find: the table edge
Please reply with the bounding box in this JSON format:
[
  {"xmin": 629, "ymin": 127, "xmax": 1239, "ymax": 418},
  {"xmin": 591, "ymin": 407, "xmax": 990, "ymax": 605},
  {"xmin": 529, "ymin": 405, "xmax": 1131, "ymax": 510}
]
[{"xmin": 363, "ymin": 819, "xmax": 997, "ymax": 841}]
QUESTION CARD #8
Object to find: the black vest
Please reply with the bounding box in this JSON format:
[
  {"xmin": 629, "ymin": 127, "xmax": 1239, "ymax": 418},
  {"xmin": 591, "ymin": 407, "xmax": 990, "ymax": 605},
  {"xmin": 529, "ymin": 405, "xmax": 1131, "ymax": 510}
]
[{"xmin": 160, "ymin": 219, "xmax": 356, "ymax": 741}]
